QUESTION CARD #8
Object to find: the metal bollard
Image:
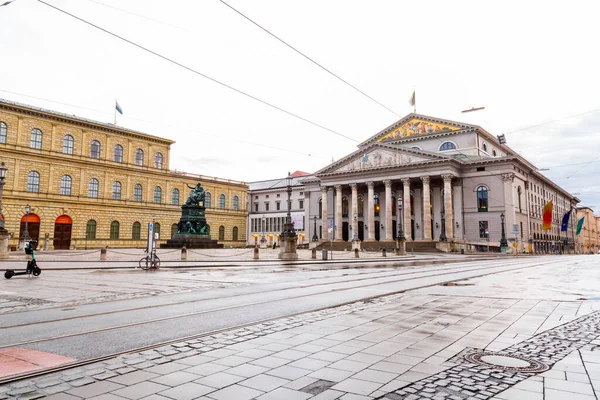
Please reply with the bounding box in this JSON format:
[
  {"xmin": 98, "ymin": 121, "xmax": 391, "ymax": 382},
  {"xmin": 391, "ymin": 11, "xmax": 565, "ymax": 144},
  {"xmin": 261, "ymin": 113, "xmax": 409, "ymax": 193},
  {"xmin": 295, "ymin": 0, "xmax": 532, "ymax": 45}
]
[
  {"xmin": 311, "ymin": 248, "xmax": 317, "ymax": 259},
  {"xmin": 254, "ymin": 246, "xmax": 259, "ymax": 260},
  {"xmin": 382, "ymin": 248, "xmax": 387, "ymax": 257},
  {"xmin": 181, "ymin": 246, "xmax": 187, "ymax": 260},
  {"xmin": 354, "ymin": 248, "xmax": 359, "ymax": 258},
  {"xmin": 100, "ymin": 247, "xmax": 107, "ymax": 261}
]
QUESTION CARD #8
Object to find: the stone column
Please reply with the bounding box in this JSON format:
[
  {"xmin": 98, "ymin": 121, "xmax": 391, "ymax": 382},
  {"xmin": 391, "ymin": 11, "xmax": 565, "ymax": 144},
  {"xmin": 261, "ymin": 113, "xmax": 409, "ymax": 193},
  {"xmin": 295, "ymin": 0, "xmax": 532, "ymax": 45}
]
[
  {"xmin": 443, "ymin": 174, "xmax": 454, "ymax": 240},
  {"xmin": 350, "ymin": 183, "xmax": 358, "ymax": 241},
  {"xmin": 321, "ymin": 186, "xmax": 328, "ymax": 241},
  {"xmin": 384, "ymin": 180, "xmax": 393, "ymax": 241},
  {"xmin": 367, "ymin": 181, "xmax": 375, "ymax": 241},
  {"xmin": 335, "ymin": 185, "xmax": 343, "ymax": 241},
  {"xmin": 421, "ymin": 176, "xmax": 431, "ymax": 240},
  {"xmin": 402, "ymin": 178, "xmax": 412, "ymax": 241}
]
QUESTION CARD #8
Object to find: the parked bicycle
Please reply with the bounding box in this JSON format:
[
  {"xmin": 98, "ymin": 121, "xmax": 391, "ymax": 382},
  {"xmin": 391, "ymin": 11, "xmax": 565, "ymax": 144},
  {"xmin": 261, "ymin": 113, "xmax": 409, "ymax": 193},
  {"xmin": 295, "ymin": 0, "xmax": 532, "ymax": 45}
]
[
  {"xmin": 4, "ymin": 241, "xmax": 42, "ymax": 279},
  {"xmin": 139, "ymin": 248, "xmax": 160, "ymax": 270}
]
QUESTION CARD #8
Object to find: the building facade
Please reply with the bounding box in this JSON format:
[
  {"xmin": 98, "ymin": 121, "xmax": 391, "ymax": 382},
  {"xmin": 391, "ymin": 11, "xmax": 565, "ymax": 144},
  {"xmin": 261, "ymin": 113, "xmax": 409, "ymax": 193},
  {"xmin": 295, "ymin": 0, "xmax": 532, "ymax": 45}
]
[
  {"xmin": 0, "ymin": 99, "xmax": 248, "ymax": 250},
  {"xmin": 246, "ymin": 172, "xmax": 309, "ymax": 247},
  {"xmin": 576, "ymin": 207, "xmax": 599, "ymax": 254},
  {"xmin": 302, "ymin": 114, "xmax": 579, "ymax": 254}
]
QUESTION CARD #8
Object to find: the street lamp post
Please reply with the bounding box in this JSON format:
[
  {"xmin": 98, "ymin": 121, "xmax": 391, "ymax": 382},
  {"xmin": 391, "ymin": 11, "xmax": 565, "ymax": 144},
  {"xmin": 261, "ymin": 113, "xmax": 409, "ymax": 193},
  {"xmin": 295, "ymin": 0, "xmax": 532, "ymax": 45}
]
[
  {"xmin": 278, "ymin": 172, "xmax": 298, "ymax": 260},
  {"xmin": 0, "ymin": 162, "xmax": 7, "ymax": 234},
  {"xmin": 439, "ymin": 209, "xmax": 447, "ymax": 242},
  {"xmin": 397, "ymin": 202, "xmax": 405, "ymax": 241},
  {"xmin": 23, "ymin": 204, "xmax": 31, "ymax": 241},
  {"xmin": 500, "ymin": 212, "xmax": 508, "ymax": 249},
  {"xmin": 312, "ymin": 215, "xmax": 318, "ymax": 242},
  {"xmin": 261, "ymin": 215, "xmax": 266, "ymax": 246},
  {"xmin": 353, "ymin": 212, "xmax": 358, "ymax": 241}
]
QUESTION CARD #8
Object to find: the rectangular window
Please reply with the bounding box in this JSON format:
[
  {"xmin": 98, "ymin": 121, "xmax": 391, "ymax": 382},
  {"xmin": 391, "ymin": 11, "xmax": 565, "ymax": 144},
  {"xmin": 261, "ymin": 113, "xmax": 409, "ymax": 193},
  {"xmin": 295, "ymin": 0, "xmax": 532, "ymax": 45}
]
[
  {"xmin": 276, "ymin": 194, "xmax": 280, "ymax": 198},
  {"xmin": 476, "ymin": 167, "xmax": 485, "ymax": 172},
  {"xmin": 254, "ymin": 203, "xmax": 258, "ymax": 212},
  {"xmin": 266, "ymin": 195, "xmax": 269, "ymax": 199},
  {"xmin": 276, "ymin": 202, "xmax": 280, "ymax": 211},
  {"xmin": 479, "ymin": 221, "xmax": 489, "ymax": 239},
  {"xmin": 265, "ymin": 202, "xmax": 269, "ymax": 211},
  {"xmin": 299, "ymin": 200, "xmax": 304, "ymax": 209}
]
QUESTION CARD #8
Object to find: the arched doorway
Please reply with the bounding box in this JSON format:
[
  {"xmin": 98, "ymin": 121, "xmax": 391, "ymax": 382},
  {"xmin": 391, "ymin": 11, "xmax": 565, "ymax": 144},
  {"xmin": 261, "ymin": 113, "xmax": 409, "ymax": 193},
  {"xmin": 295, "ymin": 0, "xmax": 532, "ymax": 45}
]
[
  {"xmin": 54, "ymin": 215, "xmax": 72, "ymax": 250},
  {"xmin": 20, "ymin": 213, "xmax": 40, "ymax": 249}
]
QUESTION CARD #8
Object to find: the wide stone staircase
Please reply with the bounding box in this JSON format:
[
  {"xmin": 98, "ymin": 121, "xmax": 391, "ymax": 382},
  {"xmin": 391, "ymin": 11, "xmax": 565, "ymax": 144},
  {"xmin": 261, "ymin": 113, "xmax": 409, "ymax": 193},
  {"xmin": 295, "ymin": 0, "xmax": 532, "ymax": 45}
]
[{"xmin": 314, "ymin": 240, "xmax": 444, "ymax": 253}]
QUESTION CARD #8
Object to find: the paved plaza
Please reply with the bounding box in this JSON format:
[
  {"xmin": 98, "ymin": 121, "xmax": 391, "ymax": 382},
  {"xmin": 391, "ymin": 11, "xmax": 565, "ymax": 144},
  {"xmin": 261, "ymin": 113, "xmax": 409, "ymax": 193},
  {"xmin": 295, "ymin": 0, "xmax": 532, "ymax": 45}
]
[{"xmin": 0, "ymin": 253, "xmax": 598, "ymax": 399}]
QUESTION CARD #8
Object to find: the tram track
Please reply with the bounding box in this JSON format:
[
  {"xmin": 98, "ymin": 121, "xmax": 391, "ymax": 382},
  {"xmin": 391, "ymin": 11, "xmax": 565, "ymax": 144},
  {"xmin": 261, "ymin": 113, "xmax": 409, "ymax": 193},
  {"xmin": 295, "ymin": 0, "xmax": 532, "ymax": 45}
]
[{"xmin": 0, "ymin": 257, "xmax": 561, "ymax": 385}]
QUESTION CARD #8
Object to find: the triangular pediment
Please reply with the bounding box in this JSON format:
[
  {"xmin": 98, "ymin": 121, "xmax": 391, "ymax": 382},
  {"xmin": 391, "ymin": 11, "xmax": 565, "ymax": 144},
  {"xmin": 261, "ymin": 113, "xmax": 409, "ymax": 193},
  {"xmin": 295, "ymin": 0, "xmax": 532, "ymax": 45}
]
[
  {"xmin": 359, "ymin": 114, "xmax": 477, "ymax": 147},
  {"xmin": 316, "ymin": 143, "xmax": 451, "ymax": 176}
]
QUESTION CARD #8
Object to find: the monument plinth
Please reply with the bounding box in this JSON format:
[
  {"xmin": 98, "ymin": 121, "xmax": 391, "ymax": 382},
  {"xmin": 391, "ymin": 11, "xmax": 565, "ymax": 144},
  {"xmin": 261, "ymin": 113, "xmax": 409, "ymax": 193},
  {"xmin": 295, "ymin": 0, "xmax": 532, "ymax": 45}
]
[{"xmin": 161, "ymin": 183, "xmax": 223, "ymax": 249}]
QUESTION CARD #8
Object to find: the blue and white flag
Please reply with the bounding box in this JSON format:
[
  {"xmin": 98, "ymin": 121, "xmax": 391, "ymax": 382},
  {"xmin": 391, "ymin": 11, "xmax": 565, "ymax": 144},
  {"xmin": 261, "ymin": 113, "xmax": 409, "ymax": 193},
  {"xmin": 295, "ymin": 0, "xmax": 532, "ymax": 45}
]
[
  {"xmin": 560, "ymin": 210, "xmax": 571, "ymax": 232},
  {"xmin": 115, "ymin": 101, "xmax": 123, "ymax": 115},
  {"xmin": 361, "ymin": 154, "xmax": 369, "ymax": 163}
]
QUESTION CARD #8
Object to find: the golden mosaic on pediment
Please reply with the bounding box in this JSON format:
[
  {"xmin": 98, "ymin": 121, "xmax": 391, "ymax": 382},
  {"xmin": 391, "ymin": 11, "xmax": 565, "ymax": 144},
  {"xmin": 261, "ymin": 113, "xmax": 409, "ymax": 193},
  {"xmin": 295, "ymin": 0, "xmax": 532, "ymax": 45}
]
[{"xmin": 377, "ymin": 119, "xmax": 459, "ymax": 142}]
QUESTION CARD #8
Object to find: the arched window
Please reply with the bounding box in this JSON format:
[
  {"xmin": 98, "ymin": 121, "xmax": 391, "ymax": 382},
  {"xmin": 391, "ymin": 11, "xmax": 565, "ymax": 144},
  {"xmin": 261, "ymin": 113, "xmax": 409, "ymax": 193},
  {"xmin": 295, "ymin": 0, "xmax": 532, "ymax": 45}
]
[
  {"xmin": 27, "ymin": 171, "xmax": 40, "ymax": 193},
  {"xmin": 112, "ymin": 181, "xmax": 122, "ymax": 200},
  {"xmin": 135, "ymin": 149, "xmax": 144, "ymax": 166},
  {"xmin": 154, "ymin": 153, "xmax": 163, "ymax": 169},
  {"xmin": 342, "ymin": 196, "xmax": 349, "ymax": 218},
  {"xmin": 358, "ymin": 195, "xmax": 364, "ymax": 217},
  {"xmin": 90, "ymin": 140, "xmax": 101, "ymax": 159},
  {"xmin": 219, "ymin": 226, "xmax": 225, "ymax": 241},
  {"xmin": 518, "ymin": 186, "xmax": 522, "ymax": 213},
  {"xmin": 60, "ymin": 175, "xmax": 72, "ymax": 196},
  {"xmin": 63, "ymin": 135, "xmax": 74, "ymax": 154},
  {"xmin": 133, "ymin": 184, "xmax": 142, "ymax": 202},
  {"xmin": 154, "ymin": 223, "xmax": 161, "ymax": 238},
  {"xmin": 492, "ymin": 149, "xmax": 497, "ymax": 157},
  {"xmin": 153, "ymin": 186, "xmax": 162, "ymax": 204},
  {"xmin": 88, "ymin": 178, "xmax": 99, "ymax": 198},
  {"xmin": 171, "ymin": 223, "xmax": 178, "ymax": 238},
  {"xmin": 482, "ymin": 143, "xmax": 487, "ymax": 152},
  {"xmin": 172, "ymin": 189, "xmax": 180, "ymax": 205},
  {"xmin": 110, "ymin": 221, "xmax": 120, "ymax": 240},
  {"xmin": 132, "ymin": 222, "xmax": 141, "ymax": 240},
  {"xmin": 219, "ymin": 194, "xmax": 226, "ymax": 209},
  {"xmin": 374, "ymin": 193, "xmax": 380, "ymax": 217},
  {"xmin": 232, "ymin": 226, "xmax": 239, "ymax": 241},
  {"xmin": 86, "ymin": 220, "xmax": 97, "ymax": 239},
  {"xmin": 114, "ymin": 145, "xmax": 123, "ymax": 162},
  {"xmin": 439, "ymin": 142, "xmax": 456, "ymax": 151},
  {"xmin": 233, "ymin": 196, "xmax": 239, "ymax": 210},
  {"xmin": 205, "ymin": 192, "xmax": 211, "ymax": 208},
  {"xmin": 0, "ymin": 121, "xmax": 6, "ymax": 143},
  {"xmin": 477, "ymin": 186, "xmax": 488, "ymax": 212},
  {"xmin": 30, "ymin": 128, "xmax": 43, "ymax": 149},
  {"xmin": 318, "ymin": 198, "xmax": 322, "ymax": 218},
  {"xmin": 410, "ymin": 146, "xmax": 422, "ymax": 150}
]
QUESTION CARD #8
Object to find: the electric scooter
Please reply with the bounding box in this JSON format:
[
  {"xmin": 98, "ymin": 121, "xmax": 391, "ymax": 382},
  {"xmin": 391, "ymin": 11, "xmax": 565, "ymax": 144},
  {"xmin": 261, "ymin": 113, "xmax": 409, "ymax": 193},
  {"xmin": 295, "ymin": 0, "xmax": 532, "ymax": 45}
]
[{"xmin": 4, "ymin": 240, "xmax": 41, "ymax": 279}]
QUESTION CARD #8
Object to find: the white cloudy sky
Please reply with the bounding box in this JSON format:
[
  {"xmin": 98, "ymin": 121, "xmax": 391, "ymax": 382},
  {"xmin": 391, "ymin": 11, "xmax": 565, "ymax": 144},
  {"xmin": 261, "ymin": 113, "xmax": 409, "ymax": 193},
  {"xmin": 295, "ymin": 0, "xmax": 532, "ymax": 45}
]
[{"xmin": 1, "ymin": 0, "xmax": 599, "ymax": 209}]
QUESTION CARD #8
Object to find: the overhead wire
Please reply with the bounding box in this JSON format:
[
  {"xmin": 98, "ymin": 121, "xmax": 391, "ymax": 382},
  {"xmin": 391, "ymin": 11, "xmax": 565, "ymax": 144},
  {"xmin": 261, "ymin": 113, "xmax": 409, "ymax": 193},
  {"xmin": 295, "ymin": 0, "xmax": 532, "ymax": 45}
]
[
  {"xmin": 217, "ymin": 0, "xmax": 402, "ymax": 118},
  {"xmin": 37, "ymin": 0, "xmax": 359, "ymax": 144}
]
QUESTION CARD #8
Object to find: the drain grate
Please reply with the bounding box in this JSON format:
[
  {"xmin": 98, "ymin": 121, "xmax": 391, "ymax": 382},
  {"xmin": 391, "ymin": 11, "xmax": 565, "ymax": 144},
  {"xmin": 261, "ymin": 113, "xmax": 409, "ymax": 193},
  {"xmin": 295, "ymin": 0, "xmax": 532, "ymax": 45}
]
[{"xmin": 464, "ymin": 350, "xmax": 550, "ymax": 373}]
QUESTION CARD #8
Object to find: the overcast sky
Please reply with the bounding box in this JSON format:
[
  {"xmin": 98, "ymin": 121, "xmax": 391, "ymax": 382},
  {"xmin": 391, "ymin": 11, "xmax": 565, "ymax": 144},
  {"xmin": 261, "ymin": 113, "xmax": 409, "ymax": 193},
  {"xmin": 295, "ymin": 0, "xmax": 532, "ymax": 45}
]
[{"xmin": 1, "ymin": 0, "xmax": 599, "ymax": 210}]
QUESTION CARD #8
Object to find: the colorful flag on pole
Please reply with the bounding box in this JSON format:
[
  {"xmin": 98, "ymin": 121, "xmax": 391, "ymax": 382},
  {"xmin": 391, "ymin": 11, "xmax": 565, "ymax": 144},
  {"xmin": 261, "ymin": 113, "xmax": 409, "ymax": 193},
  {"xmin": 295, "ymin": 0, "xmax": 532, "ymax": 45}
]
[
  {"xmin": 115, "ymin": 101, "xmax": 123, "ymax": 115},
  {"xmin": 542, "ymin": 200, "xmax": 553, "ymax": 230},
  {"xmin": 560, "ymin": 210, "xmax": 571, "ymax": 232},
  {"xmin": 409, "ymin": 90, "xmax": 416, "ymax": 112},
  {"xmin": 576, "ymin": 217, "xmax": 584, "ymax": 235}
]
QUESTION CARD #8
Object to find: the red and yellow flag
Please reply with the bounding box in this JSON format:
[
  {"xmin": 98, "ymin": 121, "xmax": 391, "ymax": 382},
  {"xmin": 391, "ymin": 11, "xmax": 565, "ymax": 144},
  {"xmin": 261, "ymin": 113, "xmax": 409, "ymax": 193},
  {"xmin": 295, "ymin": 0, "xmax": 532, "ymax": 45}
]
[{"xmin": 542, "ymin": 200, "xmax": 553, "ymax": 230}]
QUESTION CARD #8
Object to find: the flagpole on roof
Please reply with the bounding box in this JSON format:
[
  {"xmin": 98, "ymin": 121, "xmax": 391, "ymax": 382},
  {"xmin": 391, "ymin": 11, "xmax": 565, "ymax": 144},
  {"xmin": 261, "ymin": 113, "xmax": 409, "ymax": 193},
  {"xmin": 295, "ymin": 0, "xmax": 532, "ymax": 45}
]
[{"xmin": 114, "ymin": 98, "xmax": 117, "ymax": 126}]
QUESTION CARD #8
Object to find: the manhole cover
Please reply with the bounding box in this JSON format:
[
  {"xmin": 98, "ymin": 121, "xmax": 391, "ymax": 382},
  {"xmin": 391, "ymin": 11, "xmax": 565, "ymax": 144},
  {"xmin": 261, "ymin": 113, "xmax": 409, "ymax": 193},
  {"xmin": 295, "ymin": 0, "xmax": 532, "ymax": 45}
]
[{"xmin": 464, "ymin": 351, "xmax": 549, "ymax": 373}]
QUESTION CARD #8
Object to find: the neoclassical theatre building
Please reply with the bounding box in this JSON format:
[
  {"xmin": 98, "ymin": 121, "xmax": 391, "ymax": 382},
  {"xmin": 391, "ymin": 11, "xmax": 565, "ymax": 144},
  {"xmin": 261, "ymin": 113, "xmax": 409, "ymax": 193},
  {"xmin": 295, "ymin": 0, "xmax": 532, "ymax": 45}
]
[
  {"xmin": 0, "ymin": 99, "xmax": 247, "ymax": 250},
  {"xmin": 302, "ymin": 114, "xmax": 579, "ymax": 254}
]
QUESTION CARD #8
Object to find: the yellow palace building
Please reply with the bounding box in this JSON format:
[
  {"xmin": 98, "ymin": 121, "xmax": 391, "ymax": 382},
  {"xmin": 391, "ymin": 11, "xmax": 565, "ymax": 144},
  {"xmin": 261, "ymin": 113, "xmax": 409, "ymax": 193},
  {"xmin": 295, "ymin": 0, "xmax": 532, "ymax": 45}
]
[{"xmin": 0, "ymin": 99, "xmax": 247, "ymax": 250}]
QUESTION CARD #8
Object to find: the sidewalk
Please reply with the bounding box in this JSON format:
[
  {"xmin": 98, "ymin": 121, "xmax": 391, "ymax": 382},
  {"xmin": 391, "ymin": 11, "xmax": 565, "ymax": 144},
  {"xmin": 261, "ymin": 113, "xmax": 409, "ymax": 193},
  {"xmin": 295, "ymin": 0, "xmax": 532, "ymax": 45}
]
[{"xmin": 2, "ymin": 290, "xmax": 599, "ymax": 400}]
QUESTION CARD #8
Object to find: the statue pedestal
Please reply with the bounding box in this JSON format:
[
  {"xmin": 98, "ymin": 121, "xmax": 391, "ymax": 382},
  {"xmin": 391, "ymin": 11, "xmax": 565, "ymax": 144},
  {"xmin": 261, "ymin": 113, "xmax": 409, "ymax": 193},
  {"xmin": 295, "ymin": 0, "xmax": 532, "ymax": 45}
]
[
  {"xmin": 351, "ymin": 240, "xmax": 361, "ymax": 251},
  {"xmin": 278, "ymin": 223, "xmax": 298, "ymax": 260},
  {"xmin": 161, "ymin": 203, "xmax": 223, "ymax": 249}
]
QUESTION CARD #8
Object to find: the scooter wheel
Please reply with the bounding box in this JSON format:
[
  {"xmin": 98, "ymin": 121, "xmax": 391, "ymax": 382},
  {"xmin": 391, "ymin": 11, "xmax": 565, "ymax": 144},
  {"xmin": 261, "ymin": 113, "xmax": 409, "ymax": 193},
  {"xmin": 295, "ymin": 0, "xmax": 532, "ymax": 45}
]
[
  {"xmin": 4, "ymin": 270, "xmax": 14, "ymax": 279},
  {"xmin": 32, "ymin": 267, "xmax": 41, "ymax": 277}
]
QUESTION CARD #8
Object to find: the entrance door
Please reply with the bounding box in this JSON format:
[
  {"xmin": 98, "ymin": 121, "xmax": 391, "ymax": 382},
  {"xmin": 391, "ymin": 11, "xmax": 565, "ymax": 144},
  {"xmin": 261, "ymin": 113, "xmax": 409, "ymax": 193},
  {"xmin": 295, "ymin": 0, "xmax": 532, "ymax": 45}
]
[
  {"xmin": 20, "ymin": 214, "xmax": 40, "ymax": 249},
  {"xmin": 358, "ymin": 221, "xmax": 364, "ymax": 241},
  {"xmin": 53, "ymin": 215, "xmax": 73, "ymax": 250},
  {"xmin": 411, "ymin": 219, "xmax": 415, "ymax": 240},
  {"xmin": 342, "ymin": 222, "xmax": 349, "ymax": 241},
  {"xmin": 375, "ymin": 221, "xmax": 380, "ymax": 241},
  {"xmin": 392, "ymin": 220, "xmax": 397, "ymax": 240}
]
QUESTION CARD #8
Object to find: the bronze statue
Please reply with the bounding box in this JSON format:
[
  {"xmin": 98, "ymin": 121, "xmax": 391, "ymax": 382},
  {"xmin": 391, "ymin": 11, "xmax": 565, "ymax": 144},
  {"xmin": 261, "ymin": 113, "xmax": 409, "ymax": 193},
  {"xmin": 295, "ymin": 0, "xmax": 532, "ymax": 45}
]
[{"xmin": 185, "ymin": 183, "xmax": 205, "ymax": 206}]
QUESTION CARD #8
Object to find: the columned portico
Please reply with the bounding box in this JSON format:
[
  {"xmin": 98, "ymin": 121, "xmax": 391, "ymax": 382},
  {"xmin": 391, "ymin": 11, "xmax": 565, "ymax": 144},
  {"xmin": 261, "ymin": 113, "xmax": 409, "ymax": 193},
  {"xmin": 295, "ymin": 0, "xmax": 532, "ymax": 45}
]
[
  {"xmin": 321, "ymin": 186, "xmax": 328, "ymax": 241},
  {"xmin": 402, "ymin": 178, "xmax": 412, "ymax": 241},
  {"xmin": 442, "ymin": 174, "xmax": 454, "ymax": 240},
  {"xmin": 384, "ymin": 180, "xmax": 393, "ymax": 241},
  {"xmin": 421, "ymin": 176, "xmax": 431, "ymax": 240},
  {"xmin": 366, "ymin": 181, "xmax": 375, "ymax": 241},
  {"xmin": 335, "ymin": 185, "xmax": 343, "ymax": 241},
  {"xmin": 350, "ymin": 183, "xmax": 358, "ymax": 241}
]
